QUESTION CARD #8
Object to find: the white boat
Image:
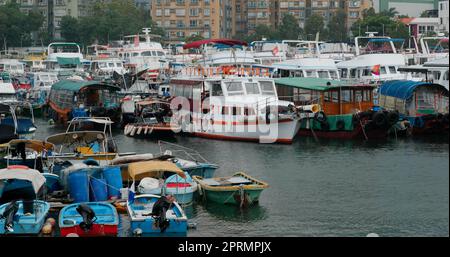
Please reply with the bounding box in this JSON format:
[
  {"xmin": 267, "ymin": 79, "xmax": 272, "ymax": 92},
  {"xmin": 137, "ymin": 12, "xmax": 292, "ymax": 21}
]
[
  {"xmin": 271, "ymin": 58, "xmax": 340, "ymax": 80},
  {"xmin": 398, "ymin": 56, "xmax": 449, "ymax": 90},
  {"xmin": 89, "ymin": 58, "xmax": 126, "ymax": 76},
  {"xmin": 0, "ymin": 59, "xmax": 25, "ymax": 75},
  {"xmin": 120, "ymin": 28, "xmax": 168, "ymax": 77},
  {"xmin": 170, "ymin": 72, "xmax": 319, "ymax": 144},
  {"xmin": 337, "ymin": 32, "xmax": 406, "ymax": 84},
  {"xmin": 27, "ymin": 72, "xmax": 59, "ymax": 104},
  {"xmin": 404, "ymin": 36, "xmax": 449, "ymax": 65},
  {"xmin": 0, "ymin": 72, "xmax": 16, "ymax": 102},
  {"xmin": 45, "ymin": 42, "xmax": 85, "ymax": 75}
]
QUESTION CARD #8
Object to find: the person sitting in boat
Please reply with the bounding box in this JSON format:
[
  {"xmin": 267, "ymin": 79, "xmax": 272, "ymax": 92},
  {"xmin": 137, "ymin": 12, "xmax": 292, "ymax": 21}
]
[
  {"xmin": 0, "ymin": 200, "xmax": 19, "ymax": 233},
  {"xmin": 151, "ymin": 194, "xmax": 175, "ymax": 233}
]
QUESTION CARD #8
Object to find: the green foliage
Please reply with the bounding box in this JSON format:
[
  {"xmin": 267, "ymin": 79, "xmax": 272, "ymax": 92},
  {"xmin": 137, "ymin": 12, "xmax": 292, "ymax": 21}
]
[
  {"xmin": 304, "ymin": 14, "xmax": 325, "ymax": 40},
  {"xmin": 184, "ymin": 34, "xmax": 204, "ymax": 43},
  {"xmin": 327, "ymin": 10, "xmax": 348, "ymax": 42},
  {"xmin": 351, "ymin": 9, "xmax": 409, "ymax": 39},
  {"xmin": 59, "ymin": 0, "xmax": 165, "ymax": 47},
  {"xmin": 277, "ymin": 14, "xmax": 303, "ymax": 40},
  {"xmin": 0, "ymin": 1, "xmax": 45, "ymax": 48}
]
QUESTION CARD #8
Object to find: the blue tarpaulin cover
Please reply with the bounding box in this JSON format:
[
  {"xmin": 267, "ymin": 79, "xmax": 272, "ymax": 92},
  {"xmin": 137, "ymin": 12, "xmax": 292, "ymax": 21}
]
[{"xmin": 378, "ymin": 80, "xmax": 447, "ymax": 100}]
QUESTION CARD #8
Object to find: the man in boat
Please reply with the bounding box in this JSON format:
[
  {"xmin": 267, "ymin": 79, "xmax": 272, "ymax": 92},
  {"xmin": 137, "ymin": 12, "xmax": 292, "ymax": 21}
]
[{"xmin": 151, "ymin": 194, "xmax": 175, "ymax": 233}]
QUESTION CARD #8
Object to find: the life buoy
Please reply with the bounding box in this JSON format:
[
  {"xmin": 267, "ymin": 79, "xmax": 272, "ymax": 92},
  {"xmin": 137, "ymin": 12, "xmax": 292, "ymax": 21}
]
[
  {"xmin": 372, "ymin": 112, "xmax": 387, "ymax": 128},
  {"xmin": 315, "ymin": 111, "xmax": 327, "ymax": 124}
]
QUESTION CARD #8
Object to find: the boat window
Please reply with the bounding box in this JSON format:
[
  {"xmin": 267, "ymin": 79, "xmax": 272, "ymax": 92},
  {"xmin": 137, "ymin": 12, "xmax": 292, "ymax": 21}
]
[
  {"xmin": 225, "ymin": 82, "xmax": 244, "ymax": 96},
  {"xmin": 388, "ymin": 66, "xmax": 396, "ymax": 74},
  {"xmin": 260, "ymin": 81, "xmax": 276, "ymax": 95},
  {"xmin": 98, "ymin": 63, "xmax": 107, "ymax": 68},
  {"xmin": 363, "ymin": 90, "xmax": 371, "ymax": 102},
  {"xmin": 350, "ymin": 69, "xmax": 357, "ymax": 78},
  {"xmin": 141, "ymin": 51, "xmax": 152, "ymax": 56},
  {"xmin": 152, "ymin": 51, "xmax": 157, "ymax": 56},
  {"xmin": 232, "ymin": 106, "xmax": 238, "ymax": 115},
  {"xmin": 157, "ymin": 51, "xmax": 165, "ymax": 57},
  {"xmin": 245, "ymin": 83, "xmax": 260, "ymax": 95},
  {"xmin": 362, "ymin": 68, "xmax": 371, "ymax": 76},
  {"xmin": 318, "ymin": 71, "xmax": 329, "ymax": 79},
  {"xmin": 244, "ymin": 107, "xmax": 256, "ymax": 116},
  {"xmin": 444, "ymin": 71, "xmax": 449, "ymax": 81},
  {"xmin": 116, "ymin": 63, "xmax": 123, "ymax": 67},
  {"xmin": 341, "ymin": 89, "xmax": 352, "ymax": 103},
  {"xmin": 305, "ymin": 70, "xmax": 316, "ymax": 78},
  {"xmin": 340, "ymin": 69, "xmax": 348, "ymax": 78},
  {"xmin": 330, "ymin": 71, "xmax": 339, "ymax": 79},
  {"xmin": 222, "ymin": 106, "xmax": 229, "ymax": 115},
  {"xmin": 211, "ymin": 83, "xmax": 223, "ymax": 96},
  {"xmin": 380, "ymin": 66, "xmax": 387, "ymax": 74},
  {"xmin": 432, "ymin": 71, "xmax": 441, "ymax": 80},
  {"xmin": 293, "ymin": 70, "xmax": 304, "ymax": 77},
  {"xmin": 133, "ymin": 52, "xmax": 140, "ymax": 57},
  {"xmin": 108, "ymin": 63, "xmax": 114, "ymax": 67},
  {"xmin": 416, "ymin": 90, "xmax": 436, "ymax": 110},
  {"xmin": 324, "ymin": 90, "xmax": 339, "ymax": 103},
  {"xmin": 355, "ymin": 90, "xmax": 363, "ymax": 102}
]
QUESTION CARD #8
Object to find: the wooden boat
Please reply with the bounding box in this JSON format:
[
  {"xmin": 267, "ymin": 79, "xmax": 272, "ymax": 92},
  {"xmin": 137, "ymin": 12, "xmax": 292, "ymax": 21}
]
[
  {"xmin": 59, "ymin": 202, "xmax": 119, "ymax": 237},
  {"xmin": 47, "ymin": 79, "xmax": 121, "ymax": 124},
  {"xmin": 193, "ymin": 172, "xmax": 269, "ymax": 206},
  {"xmin": 275, "ymin": 77, "xmax": 399, "ymax": 139},
  {"xmin": 378, "ymin": 80, "xmax": 449, "ymax": 136},
  {"xmin": 0, "ymin": 167, "xmax": 49, "ymax": 235},
  {"xmin": 127, "ymin": 194, "xmax": 187, "ymax": 235},
  {"xmin": 124, "ymin": 99, "xmax": 181, "ymax": 138},
  {"xmin": 164, "ymin": 172, "xmax": 197, "ymax": 204}
]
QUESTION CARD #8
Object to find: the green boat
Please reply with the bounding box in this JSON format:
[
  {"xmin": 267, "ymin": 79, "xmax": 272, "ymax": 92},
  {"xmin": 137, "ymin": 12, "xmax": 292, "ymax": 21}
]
[{"xmin": 193, "ymin": 172, "xmax": 269, "ymax": 206}]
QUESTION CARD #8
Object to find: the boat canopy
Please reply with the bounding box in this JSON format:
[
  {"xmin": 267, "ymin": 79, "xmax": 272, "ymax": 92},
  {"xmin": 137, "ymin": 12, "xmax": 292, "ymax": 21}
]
[
  {"xmin": 51, "ymin": 80, "xmax": 120, "ymax": 92},
  {"xmin": 46, "ymin": 131, "xmax": 106, "ymax": 146},
  {"xmin": 69, "ymin": 117, "xmax": 114, "ymax": 125},
  {"xmin": 7, "ymin": 139, "xmax": 54, "ymax": 152},
  {"xmin": 368, "ymin": 38, "xmax": 404, "ymax": 43},
  {"xmin": 57, "ymin": 57, "xmax": 81, "ymax": 65},
  {"xmin": 275, "ymin": 77, "xmax": 374, "ymax": 91},
  {"xmin": 183, "ymin": 39, "xmax": 248, "ymax": 49},
  {"xmin": 128, "ymin": 160, "xmax": 186, "ymax": 180},
  {"xmin": 379, "ymin": 80, "xmax": 449, "ymax": 100},
  {"xmin": 0, "ymin": 167, "xmax": 46, "ymax": 193}
]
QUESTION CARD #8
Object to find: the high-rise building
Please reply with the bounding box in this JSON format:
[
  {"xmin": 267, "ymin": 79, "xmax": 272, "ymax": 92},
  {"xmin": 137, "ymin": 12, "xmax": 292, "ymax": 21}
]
[
  {"xmin": 151, "ymin": 0, "xmax": 234, "ymax": 42},
  {"xmin": 373, "ymin": 0, "xmax": 439, "ymax": 17},
  {"xmin": 438, "ymin": 0, "xmax": 449, "ymax": 33}
]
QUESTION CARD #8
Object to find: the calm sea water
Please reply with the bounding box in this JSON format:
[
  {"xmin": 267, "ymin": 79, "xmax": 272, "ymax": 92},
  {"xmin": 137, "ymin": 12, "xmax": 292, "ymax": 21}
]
[{"xmin": 35, "ymin": 119, "xmax": 449, "ymax": 237}]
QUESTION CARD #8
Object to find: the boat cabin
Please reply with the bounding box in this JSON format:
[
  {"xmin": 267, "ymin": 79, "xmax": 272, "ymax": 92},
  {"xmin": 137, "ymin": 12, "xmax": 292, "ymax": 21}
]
[
  {"xmin": 0, "ymin": 59, "xmax": 25, "ymax": 75},
  {"xmin": 275, "ymin": 77, "xmax": 375, "ymax": 116}
]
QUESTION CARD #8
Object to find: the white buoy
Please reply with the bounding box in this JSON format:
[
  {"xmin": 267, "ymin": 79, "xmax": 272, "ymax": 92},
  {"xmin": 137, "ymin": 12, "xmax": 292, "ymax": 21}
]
[
  {"xmin": 137, "ymin": 126, "xmax": 142, "ymax": 135},
  {"xmin": 144, "ymin": 126, "xmax": 149, "ymax": 134},
  {"xmin": 366, "ymin": 233, "xmax": 380, "ymax": 237},
  {"xmin": 130, "ymin": 126, "xmax": 137, "ymax": 136}
]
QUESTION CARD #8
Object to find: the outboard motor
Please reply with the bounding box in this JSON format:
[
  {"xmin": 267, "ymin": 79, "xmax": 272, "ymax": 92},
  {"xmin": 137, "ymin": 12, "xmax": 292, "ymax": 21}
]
[
  {"xmin": 76, "ymin": 204, "xmax": 96, "ymax": 232},
  {"xmin": 0, "ymin": 200, "xmax": 19, "ymax": 233},
  {"xmin": 151, "ymin": 196, "xmax": 172, "ymax": 233}
]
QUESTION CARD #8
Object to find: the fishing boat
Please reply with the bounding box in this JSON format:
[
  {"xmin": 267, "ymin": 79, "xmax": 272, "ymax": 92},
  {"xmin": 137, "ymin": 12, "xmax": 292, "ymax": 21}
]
[
  {"xmin": 163, "ymin": 172, "xmax": 197, "ymax": 204},
  {"xmin": 127, "ymin": 194, "xmax": 188, "ymax": 235},
  {"xmin": 123, "ymin": 99, "xmax": 181, "ymax": 138},
  {"xmin": 59, "ymin": 202, "xmax": 119, "ymax": 237},
  {"xmin": 378, "ymin": 80, "xmax": 449, "ymax": 136},
  {"xmin": 0, "ymin": 167, "xmax": 49, "ymax": 235},
  {"xmin": 0, "ymin": 72, "xmax": 16, "ymax": 103},
  {"xmin": 24, "ymin": 72, "xmax": 59, "ymax": 117},
  {"xmin": 275, "ymin": 77, "xmax": 400, "ymax": 139},
  {"xmin": 125, "ymin": 160, "xmax": 191, "ymax": 199},
  {"xmin": 193, "ymin": 172, "xmax": 269, "ymax": 206},
  {"xmin": 0, "ymin": 59, "xmax": 25, "ymax": 76},
  {"xmin": 47, "ymin": 79, "xmax": 121, "ymax": 124},
  {"xmin": 0, "ymin": 139, "xmax": 54, "ymax": 171},
  {"xmin": 44, "ymin": 42, "xmax": 85, "ymax": 75}
]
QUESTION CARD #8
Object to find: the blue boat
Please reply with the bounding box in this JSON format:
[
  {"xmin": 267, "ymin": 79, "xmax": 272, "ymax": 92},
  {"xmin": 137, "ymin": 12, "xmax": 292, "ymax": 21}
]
[
  {"xmin": 127, "ymin": 194, "xmax": 187, "ymax": 235},
  {"xmin": 0, "ymin": 167, "xmax": 49, "ymax": 235},
  {"xmin": 0, "ymin": 165, "xmax": 44, "ymax": 204},
  {"xmin": 175, "ymin": 158, "xmax": 218, "ymax": 179},
  {"xmin": 164, "ymin": 172, "xmax": 197, "ymax": 204},
  {"xmin": 0, "ymin": 102, "xmax": 37, "ymax": 139},
  {"xmin": 59, "ymin": 202, "xmax": 119, "ymax": 237}
]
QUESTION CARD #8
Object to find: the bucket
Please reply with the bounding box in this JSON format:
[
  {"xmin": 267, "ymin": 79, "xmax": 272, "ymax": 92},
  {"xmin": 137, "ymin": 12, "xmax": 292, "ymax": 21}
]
[
  {"xmin": 89, "ymin": 178, "xmax": 108, "ymax": 202},
  {"xmin": 68, "ymin": 170, "xmax": 89, "ymax": 203},
  {"xmin": 103, "ymin": 166, "xmax": 123, "ymax": 199}
]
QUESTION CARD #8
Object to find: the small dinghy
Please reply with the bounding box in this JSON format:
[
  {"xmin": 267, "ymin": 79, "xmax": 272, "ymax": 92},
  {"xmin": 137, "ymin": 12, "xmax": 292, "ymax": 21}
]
[
  {"xmin": 193, "ymin": 172, "xmax": 269, "ymax": 206},
  {"xmin": 127, "ymin": 194, "xmax": 187, "ymax": 235},
  {"xmin": 0, "ymin": 168, "xmax": 49, "ymax": 235},
  {"xmin": 59, "ymin": 202, "xmax": 119, "ymax": 237},
  {"xmin": 164, "ymin": 172, "xmax": 197, "ymax": 204}
]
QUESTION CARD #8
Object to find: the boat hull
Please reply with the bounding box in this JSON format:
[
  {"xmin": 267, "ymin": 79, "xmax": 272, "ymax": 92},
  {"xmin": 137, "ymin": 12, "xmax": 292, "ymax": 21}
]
[
  {"xmin": 200, "ymin": 188, "xmax": 264, "ymax": 205},
  {"xmin": 60, "ymin": 224, "xmax": 118, "ymax": 237},
  {"xmin": 0, "ymin": 200, "xmax": 50, "ymax": 235}
]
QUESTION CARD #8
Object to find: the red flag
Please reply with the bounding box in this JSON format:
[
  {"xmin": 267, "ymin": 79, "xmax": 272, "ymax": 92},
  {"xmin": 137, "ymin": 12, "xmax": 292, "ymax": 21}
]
[
  {"xmin": 272, "ymin": 46, "xmax": 279, "ymax": 56},
  {"xmin": 371, "ymin": 64, "xmax": 381, "ymax": 76},
  {"xmin": 134, "ymin": 35, "xmax": 139, "ymax": 47}
]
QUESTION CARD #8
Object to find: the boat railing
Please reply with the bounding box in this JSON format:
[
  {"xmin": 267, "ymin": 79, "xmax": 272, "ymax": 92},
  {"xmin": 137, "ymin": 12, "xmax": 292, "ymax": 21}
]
[
  {"xmin": 157, "ymin": 140, "xmax": 209, "ymax": 164},
  {"xmin": 178, "ymin": 67, "xmax": 272, "ymax": 78}
]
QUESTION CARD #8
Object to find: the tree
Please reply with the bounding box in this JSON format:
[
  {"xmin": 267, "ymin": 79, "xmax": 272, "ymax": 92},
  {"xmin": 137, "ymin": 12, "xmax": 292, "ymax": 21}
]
[
  {"xmin": 380, "ymin": 7, "xmax": 399, "ymax": 18},
  {"xmin": 351, "ymin": 12, "xmax": 409, "ymax": 39},
  {"xmin": 277, "ymin": 14, "xmax": 303, "ymax": 40},
  {"xmin": 327, "ymin": 10, "xmax": 348, "ymax": 42},
  {"xmin": 0, "ymin": 1, "xmax": 44, "ymax": 48},
  {"xmin": 304, "ymin": 14, "xmax": 325, "ymax": 40},
  {"xmin": 184, "ymin": 34, "xmax": 204, "ymax": 43},
  {"xmin": 60, "ymin": 16, "xmax": 80, "ymax": 43}
]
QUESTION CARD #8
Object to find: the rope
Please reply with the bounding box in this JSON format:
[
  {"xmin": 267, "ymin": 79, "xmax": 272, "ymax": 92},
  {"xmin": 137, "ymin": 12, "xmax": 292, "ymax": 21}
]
[
  {"xmin": 239, "ymin": 186, "xmax": 245, "ymax": 208},
  {"xmin": 359, "ymin": 118, "xmax": 369, "ymax": 141}
]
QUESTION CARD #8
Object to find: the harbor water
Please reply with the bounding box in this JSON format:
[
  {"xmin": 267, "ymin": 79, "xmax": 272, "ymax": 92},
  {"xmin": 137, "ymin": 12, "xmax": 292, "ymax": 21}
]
[{"xmin": 35, "ymin": 119, "xmax": 449, "ymax": 237}]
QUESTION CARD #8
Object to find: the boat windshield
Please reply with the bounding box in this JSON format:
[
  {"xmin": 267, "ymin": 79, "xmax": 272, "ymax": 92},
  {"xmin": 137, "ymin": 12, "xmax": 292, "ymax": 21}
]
[
  {"xmin": 225, "ymin": 82, "xmax": 244, "ymax": 96},
  {"xmin": 245, "ymin": 83, "xmax": 260, "ymax": 95},
  {"xmin": 259, "ymin": 81, "xmax": 276, "ymax": 96}
]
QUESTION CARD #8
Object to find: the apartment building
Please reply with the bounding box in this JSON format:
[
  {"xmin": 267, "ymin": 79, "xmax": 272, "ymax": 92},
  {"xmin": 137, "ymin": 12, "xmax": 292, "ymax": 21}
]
[
  {"xmin": 151, "ymin": 0, "xmax": 235, "ymax": 42},
  {"xmin": 439, "ymin": 0, "xmax": 449, "ymax": 33},
  {"xmin": 373, "ymin": 0, "xmax": 439, "ymax": 17}
]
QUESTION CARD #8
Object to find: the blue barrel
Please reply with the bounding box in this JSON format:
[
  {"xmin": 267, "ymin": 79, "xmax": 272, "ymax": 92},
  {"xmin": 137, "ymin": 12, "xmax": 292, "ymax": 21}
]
[
  {"xmin": 89, "ymin": 178, "xmax": 108, "ymax": 202},
  {"xmin": 103, "ymin": 166, "xmax": 123, "ymax": 199},
  {"xmin": 68, "ymin": 170, "xmax": 89, "ymax": 203}
]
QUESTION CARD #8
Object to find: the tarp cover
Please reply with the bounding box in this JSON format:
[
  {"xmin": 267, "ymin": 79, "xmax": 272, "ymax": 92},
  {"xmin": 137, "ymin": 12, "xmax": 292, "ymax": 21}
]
[
  {"xmin": 57, "ymin": 57, "xmax": 81, "ymax": 66},
  {"xmin": 0, "ymin": 167, "xmax": 45, "ymax": 193},
  {"xmin": 127, "ymin": 160, "xmax": 186, "ymax": 181},
  {"xmin": 379, "ymin": 80, "xmax": 448, "ymax": 100}
]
